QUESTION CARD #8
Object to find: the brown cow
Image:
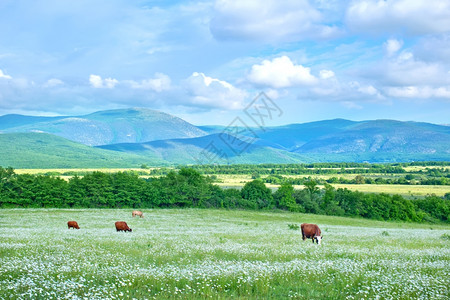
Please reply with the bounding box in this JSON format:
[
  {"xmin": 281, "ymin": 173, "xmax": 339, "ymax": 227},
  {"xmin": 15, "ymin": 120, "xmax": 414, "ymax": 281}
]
[
  {"xmin": 301, "ymin": 223, "xmax": 322, "ymax": 244},
  {"xmin": 67, "ymin": 221, "xmax": 80, "ymax": 229},
  {"xmin": 132, "ymin": 210, "xmax": 144, "ymax": 218},
  {"xmin": 115, "ymin": 221, "xmax": 132, "ymax": 232}
]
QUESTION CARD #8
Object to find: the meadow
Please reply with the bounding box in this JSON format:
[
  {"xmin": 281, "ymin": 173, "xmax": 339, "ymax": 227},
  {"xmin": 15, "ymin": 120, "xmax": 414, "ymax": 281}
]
[{"xmin": 1, "ymin": 209, "xmax": 449, "ymax": 299}]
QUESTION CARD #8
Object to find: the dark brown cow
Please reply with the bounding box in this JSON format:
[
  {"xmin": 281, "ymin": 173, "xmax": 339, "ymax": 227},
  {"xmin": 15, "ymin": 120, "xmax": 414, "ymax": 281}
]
[
  {"xmin": 301, "ymin": 223, "xmax": 322, "ymax": 244},
  {"xmin": 132, "ymin": 210, "xmax": 144, "ymax": 218},
  {"xmin": 67, "ymin": 221, "xmax": 80, "ymax": 229},
  {"xmin": 115, "ymin": 221, "xmax": 132, "ymax": 232}
]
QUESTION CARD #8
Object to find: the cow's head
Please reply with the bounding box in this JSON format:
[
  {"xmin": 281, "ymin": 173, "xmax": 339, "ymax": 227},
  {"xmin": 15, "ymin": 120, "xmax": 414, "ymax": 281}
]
[{"xmin": 315, "ymin": 235, "xmax": 322, "ymax": 245}]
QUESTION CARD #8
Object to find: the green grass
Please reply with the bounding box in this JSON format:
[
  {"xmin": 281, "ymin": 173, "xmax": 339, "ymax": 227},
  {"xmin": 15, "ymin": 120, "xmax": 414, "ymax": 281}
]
[
  {"xmin": 0, "ymin": 209, "xmax": 449, "ymax": 299},
  {"xmin": 0, "ymin": 133, "xmax": 162, "ymax": 168}
]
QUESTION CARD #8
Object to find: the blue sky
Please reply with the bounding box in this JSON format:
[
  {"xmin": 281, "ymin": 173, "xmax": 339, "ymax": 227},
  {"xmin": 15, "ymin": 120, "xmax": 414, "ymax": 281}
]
[{"xmin": 0, "ymin": 0, "xmax": 449, "ymax": 125}]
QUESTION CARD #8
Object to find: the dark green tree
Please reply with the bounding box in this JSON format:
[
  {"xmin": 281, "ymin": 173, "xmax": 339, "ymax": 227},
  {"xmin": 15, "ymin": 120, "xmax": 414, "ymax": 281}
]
[
  {"xmin": 274, "ymin": 182, "xmax": 298, "ymax": 211},
  {"xmin": 241, "ymin": 179, "xmax": 273, "ymax": 209},
  {"xmin": 303, "ymin": 180, "xmax": 319, "ymax": 201}
]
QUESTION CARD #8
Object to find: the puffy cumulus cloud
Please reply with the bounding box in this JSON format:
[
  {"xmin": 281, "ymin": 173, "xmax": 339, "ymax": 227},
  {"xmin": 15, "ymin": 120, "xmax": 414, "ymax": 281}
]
[
  {"xmin": 384, "ymin": 39, "xmax": 403, "ymax": 57},
  {"xmin": 210, "ymin": 0, "xmax": 340, "ymax": 42},
  {"xmin": 0, "ymin": 69, "xmax": 12, "ymax": 80},
  {"xmin": 89, "ymin": 75, "xmax": 118, "ymax": 89},
  {"xmin": 380, "ymin": 51, "xmax": 449, "ymax": 87},
  {"xmin": 248, "ymin": 56, "xmax": 318, "ymax": 88},
  {"xmin": 346, "ymin": 0, "xmax": 450, "ymax": 35},
  {"xmin": 184, "ymin": 72, "xmax": 247, "ymax": 109},
  {"xmin": 127, "ymin": 73, "xmax": 171, "ymax": 92}
]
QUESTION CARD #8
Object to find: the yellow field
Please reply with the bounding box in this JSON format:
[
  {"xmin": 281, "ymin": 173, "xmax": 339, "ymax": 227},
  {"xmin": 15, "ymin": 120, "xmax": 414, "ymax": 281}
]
[
  {"xmin": 324, "ymin": 184, "xmax": 450, "ymax": 196},
  {"xmin": 214, "ymin": 174, "xmax": 450, "ymax": 196},
  {"xmin": 403, "ymin": 166, "xmax": 450, "ymax": 172},
  {"xmin": 13, "ymin": 168, "xmax": 450, "ymax": 197}
]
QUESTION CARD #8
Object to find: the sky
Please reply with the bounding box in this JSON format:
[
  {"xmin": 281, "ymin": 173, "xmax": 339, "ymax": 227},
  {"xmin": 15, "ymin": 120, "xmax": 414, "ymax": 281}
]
[{"xmin": 0, "ymin": 0, "xmax": 449, "ymax": 126}]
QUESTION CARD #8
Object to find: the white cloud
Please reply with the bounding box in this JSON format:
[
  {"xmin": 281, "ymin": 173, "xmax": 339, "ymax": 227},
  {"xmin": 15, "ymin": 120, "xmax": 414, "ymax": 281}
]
[
  {"xmin": 386, "ymin": 86, "xmax": 450, "ymax": 98},
  {"xmin": 89, "ymin": 75, "xmax": 104, "ymax": 88},
  {"xmin": 248, "ymin": 56, "xmax": 318, "ymax": 88},
  {"xmin": 184, "ymin": 72, "xmax": 247, "ymax": 109},
  {"xmin": 265, "ymin": 89, "xmax": 280, "ymax": 100},
  {"xmin": 44, "ymin": 78, "xmax": 64, "ymax": 88},
  {"xmin": 346, "ymin": 0, "xmax": 450, "ymax": 35},
  {"xmin": 89, "ymin": 74, "xmax": 118, "ymax": 89},
  {"xmin": 359, "ymin": 85, "xmax": 378, "ymax": 96},
  {"xmin": 384, "ymin": 39, "xmax": 403, "ymax": 56},
  {"xmin": 319, "ymin": 70, "xmax": 335, "ymax": 79},
  {"xmin": 104, "ymin": 78, "xmax": 118, "ymax": 89},
  {"xmin": 127, "ymin": 73, "xmax": 171, "ymax": 92},
  {"xmin": 350, "ymin": 81, "xmax": 381, "ymax": 97},
  {"xmin": 382, "ymin": 52, "xmax": 448, "ymax": 86},
  {"xmin": 0, "ymin": 69, "xmax": 12, "ymax": 80},
  {"xmin": 210, "ymin": 0, "xmax": 340, "ymax": 42}
]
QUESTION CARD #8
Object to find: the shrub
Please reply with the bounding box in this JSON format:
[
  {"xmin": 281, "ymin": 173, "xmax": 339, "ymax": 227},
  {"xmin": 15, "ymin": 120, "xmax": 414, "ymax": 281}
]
[{"xmin": 288, "ymin": 224, "xmax": 300, "ymax": 230}]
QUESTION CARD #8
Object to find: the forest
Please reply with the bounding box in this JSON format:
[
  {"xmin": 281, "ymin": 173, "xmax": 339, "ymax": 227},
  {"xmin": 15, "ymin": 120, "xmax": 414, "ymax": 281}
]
[{"xmin": 1, "ymin": 166, "xmax": 448, "ymax": 223}]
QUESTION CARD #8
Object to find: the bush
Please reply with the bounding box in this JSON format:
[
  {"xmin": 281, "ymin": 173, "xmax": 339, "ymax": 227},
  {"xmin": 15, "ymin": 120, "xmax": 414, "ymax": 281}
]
[
  {"xmin": 440, "ymin": 233, "xmax": 450, "ymax": 240},
  {"xmin": 288, "ymin": 224, "xmax": 300, "ymax": 230}
]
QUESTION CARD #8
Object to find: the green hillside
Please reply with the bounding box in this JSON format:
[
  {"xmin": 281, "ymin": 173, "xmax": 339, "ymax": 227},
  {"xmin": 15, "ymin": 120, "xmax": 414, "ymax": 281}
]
[
  {"xmin": 0, "ymin": 114, "xmax": 65, "ymax": 130},
  {"xmin": 1, "ymin": 109, "xmax": 449, "ymax": 167},
  {"xmin": 0, "ymin": 133, "xmax": 165, "ymax": 168},
  {"xmin": 99, "ymin": 134, "xmax": 314, "ymax": 164},
  {"xmin": 2, "ymin": 108, "xmax": 206, "ymax": 146}
]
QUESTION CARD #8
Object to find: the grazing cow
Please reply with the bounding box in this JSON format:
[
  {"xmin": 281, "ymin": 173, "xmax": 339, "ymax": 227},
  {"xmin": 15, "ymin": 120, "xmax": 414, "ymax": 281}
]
[
  {"xmin": 132, "ymin": 210, "xmax": 144, "ymax": 218},
  {"xmin": 67, "ymin": 221, "xmax": 80, "ymax": 229},
  {"xmin": 115, "ymin": 221, "xmax": 132, "ymax": 232},
  {"xmin": 301, "ymin": 223, "xmax": 322, "ymax": 244}
]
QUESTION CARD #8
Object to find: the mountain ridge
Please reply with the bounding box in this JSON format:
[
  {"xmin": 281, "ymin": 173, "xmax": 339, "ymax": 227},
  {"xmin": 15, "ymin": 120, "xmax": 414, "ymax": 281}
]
[
  {"xmin": 1, "ymin": 108, "xmax": 449, "ymax": 167},
  {"xmin": 0, "ymin": 108, "xmax": 207, "ymax": 146}
]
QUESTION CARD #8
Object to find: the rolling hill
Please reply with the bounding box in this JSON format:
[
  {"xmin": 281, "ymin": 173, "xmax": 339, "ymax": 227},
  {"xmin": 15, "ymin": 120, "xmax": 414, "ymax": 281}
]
[
  {"xmin": 98, "ymin": 133, "xmax": 314, "ymax": 165},
  {"xmin": 1, "ymin": 108, "xmax": 449, "ymax": 167},
  {"xmin": 0, "ymin": 114, "xmax": 66, "ymax": 130},
  {"xmin": 1, "ymin": 108, "xmax": 206, "ymax": 146},
  {"xmin": 0, "ymin": 133, "xmax": 164, "ymax": 168}
]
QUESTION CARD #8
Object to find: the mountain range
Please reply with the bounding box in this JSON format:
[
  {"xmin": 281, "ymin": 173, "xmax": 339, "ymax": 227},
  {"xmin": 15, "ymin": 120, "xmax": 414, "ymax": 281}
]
[{"xmin": 1, "ymin": 108, "xmax": 449, "ymax": 168}]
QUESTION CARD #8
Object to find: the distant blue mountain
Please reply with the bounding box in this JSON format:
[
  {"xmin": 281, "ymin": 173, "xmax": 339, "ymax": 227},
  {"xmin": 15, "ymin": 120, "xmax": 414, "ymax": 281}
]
[
  {"xmin": 1, "ymin": 108, "xmax": 206, "ymax": 146},
  {"xmin": 0, "ymin": 114, "xmax": 65, "ymax": 130},
  {"xmin": 254, "ymin": 119, "xmax": 358, "ymax": 151},
  {"xmin": 296, "ymin": 120, "xmax": 450, "ymax": 154},
  {"xmin": 1, "ymin": 108, "xmax": 449, "ymax": 166},
  {"xmin": 98, "ymin": 133, "xmax": 311, "ymax": 164}
]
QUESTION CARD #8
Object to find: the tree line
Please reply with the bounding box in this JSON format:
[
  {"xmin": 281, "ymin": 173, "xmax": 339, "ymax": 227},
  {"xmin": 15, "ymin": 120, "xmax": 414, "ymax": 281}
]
[
  {"xmin": 166, "ymin": 162, "xmax": 449, "ymax": 175},
  {"xmin": 263, "ymin": 174, "xmax": 450, "ymax": 186},
  {"xmin": 1, "ymin": 167, "xmax": 448, "ymax": 223}
]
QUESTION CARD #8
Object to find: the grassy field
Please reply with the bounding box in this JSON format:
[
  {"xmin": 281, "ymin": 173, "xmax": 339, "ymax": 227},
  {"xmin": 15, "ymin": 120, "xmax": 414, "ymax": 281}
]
[
  {"xmin": 214, "ymin": 174, "xmax": 450, "ymax": 196},
  {"xmin": 322, "ymin": 184, "xmax": 450, "ymax": 196},
  {"xmin": 0, "ymin": 209, "xmax": 449, "ymax": 299}
]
